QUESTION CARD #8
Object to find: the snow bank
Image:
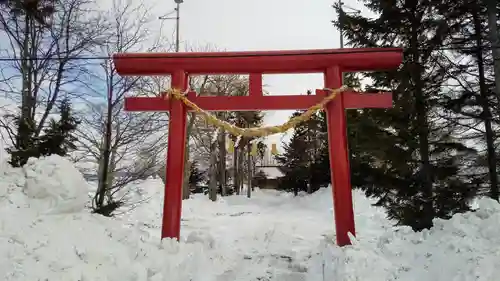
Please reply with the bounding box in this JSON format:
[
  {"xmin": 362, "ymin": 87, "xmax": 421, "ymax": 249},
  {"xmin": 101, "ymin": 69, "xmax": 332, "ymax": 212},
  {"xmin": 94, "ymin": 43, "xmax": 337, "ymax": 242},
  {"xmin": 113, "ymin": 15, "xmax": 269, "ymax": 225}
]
[
  {"xmin": 23, "ymin": 155, "xmax": 89, "ymax": 214},
  {"xmin": 1, "ymin": 155, "xmax": 500, "ymax": 280},
  {"xmin": 0, "ymin": 156, "xmax": 213, "ymax": 281},
  {"xmin": 309, "ymin": 197, "xmax": 500, "ymax": 281}
]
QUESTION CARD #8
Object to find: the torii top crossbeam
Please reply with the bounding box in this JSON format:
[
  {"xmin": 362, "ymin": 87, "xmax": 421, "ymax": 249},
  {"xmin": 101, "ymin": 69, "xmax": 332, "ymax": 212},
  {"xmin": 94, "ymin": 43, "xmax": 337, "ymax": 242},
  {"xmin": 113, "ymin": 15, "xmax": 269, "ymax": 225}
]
[
  {"xmin": 113, "ymin": 48, "xmax": 402, "ymax": 75},
  {"xmin": 114, "ymin": 48, "xmax": 402, "ymax": 113}
]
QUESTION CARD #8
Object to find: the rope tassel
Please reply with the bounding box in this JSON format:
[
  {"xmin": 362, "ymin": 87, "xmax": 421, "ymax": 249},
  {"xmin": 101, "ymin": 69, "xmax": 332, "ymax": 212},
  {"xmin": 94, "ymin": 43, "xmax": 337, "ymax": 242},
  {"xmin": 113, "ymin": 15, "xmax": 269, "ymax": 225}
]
[
  {"xmin": 271, "ymin": 143, "xmax": 278, "ymax": 155},
  {"xmin": 227, "ymin": 138, "xmax": 235, "ymax": 153},
  {"xmin": 250, "ymin": 142, "xmax": 258, "ymax": 156}
]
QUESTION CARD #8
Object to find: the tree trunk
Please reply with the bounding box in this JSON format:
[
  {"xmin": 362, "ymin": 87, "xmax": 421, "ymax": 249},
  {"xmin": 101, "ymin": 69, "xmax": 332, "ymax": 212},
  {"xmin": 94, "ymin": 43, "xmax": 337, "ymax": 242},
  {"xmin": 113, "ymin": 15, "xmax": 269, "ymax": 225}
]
[
  {"xmin": 307, "ymin": 129, "xmax": 313, "ymax": 194},
  {"xmin": 106, "ymin": 146, "xmax": 118, "ymax": 202},
  {"xmin": 238, "ymin": 145, "xmax": 245, "ymax": 194},
  {"xmin": 485, "ymin": 0, "xmax": 500, "ymax": 128},
  {"xmin": 13, "ymin": 13, "xmax": 34, "ymax": 167},
  {"xmin": 473, "ymin": 6, "xmax": 498, "ymax": 201},
  {"xmin": 95, "ymin": 139, "xmax": 110, "ymax": 207},
  {"xmin": 182, "ymin": 159, "xmax": 191, "ymax": 198},
  {"xmin": 95, "ymin": 83, "xmax": 114, "ymax": 208},
  {"xmin": 218, "ymin": 128, "xmax": 227, "ymax": 196},
  {"xmin": 485, "ymin": 0, "xmax": 500, "ymax": 201},
  {"xmin": 208, "ymin": 134, "xmax": 218, "ymax": 201},
  {"xmin": 233, "ymin": 146, "xmax": 239, "ymax": 195},
  {"xmin": 251, "ymin": 157, "xmax": 256, "ymax": 192},
  {"xmin": 410, "ymin": 10, "xmax": 434, "ymax": 228},
  {"xmin": 182, "ymin": 112, "xmax": 197, "ymax": 199},
  {"xmin": 307, "ymin": 160, "xmax": 313, "ymax": 193},
  {"xmin": 246, "ymin": 142, "xmax": 252, "ymax": 198}
]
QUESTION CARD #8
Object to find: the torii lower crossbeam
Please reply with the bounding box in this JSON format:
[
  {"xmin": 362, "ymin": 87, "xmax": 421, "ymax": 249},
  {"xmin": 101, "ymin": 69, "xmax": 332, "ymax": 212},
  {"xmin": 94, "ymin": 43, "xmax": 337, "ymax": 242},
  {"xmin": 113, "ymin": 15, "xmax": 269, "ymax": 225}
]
[
  {"xmin": 125, "ymin": 90, "xmax": 392, "ymax": 112},
  {"xmin": 114, "ymin": 48, "xmax": 403, "ymax": 247}
]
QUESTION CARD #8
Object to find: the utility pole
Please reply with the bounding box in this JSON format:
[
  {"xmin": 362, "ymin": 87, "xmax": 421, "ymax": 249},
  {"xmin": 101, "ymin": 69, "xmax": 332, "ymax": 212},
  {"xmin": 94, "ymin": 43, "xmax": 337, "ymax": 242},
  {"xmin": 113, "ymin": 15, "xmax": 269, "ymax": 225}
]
[
  {"xmin": 338, "ymin": 0, "xmax": 344, "ymax": 83},
  {"xmin": 175, "ymin": 0, "xmax": 181, "ymax": 52},
  {"xmin": 338, "ymin": 0, "xmax": 344, "ymax": 49},
  {"xmin": 158, "ymin": 0, "xmax": 188, "ymax": 199},
  {"xmin": 159, "ymin": 0, "xmax": 183, "ymax": 52},
  {"xmin": 485, "ymin": 0, "xmax": 500, "ymax": 201}
]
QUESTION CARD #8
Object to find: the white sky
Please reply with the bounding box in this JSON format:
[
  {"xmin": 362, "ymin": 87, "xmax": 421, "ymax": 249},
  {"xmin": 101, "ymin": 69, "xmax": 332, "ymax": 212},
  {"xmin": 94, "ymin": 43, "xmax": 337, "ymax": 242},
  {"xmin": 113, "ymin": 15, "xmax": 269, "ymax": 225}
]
[{"xmin": 116, "ymin": 0, "xmax": 371, "ymax": 147}]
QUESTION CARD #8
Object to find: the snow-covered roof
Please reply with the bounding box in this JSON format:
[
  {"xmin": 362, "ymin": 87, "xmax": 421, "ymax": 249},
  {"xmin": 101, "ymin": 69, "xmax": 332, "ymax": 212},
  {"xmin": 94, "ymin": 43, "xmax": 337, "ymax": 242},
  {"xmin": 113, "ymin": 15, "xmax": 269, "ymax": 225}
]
[{"xmin": 257, "ymin": 167, "xmax": 284, "ymax": 179}]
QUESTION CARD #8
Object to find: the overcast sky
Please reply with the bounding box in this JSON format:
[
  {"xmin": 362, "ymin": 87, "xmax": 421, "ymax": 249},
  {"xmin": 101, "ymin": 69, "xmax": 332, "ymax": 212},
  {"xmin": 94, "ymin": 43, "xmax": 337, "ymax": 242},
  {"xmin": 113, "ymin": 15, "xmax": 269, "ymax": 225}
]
[{"xmin": 130, "ymin": 0, "xmax": 371, "ymax": 146}]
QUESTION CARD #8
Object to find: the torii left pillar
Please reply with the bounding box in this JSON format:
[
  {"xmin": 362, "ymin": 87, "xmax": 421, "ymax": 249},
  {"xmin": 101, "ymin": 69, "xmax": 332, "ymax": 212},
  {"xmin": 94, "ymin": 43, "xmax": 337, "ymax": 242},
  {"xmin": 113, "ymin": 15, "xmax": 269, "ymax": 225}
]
[
  {"xmin": 162, "ymin": 70, "xmax": 189, "ymax": 238},
  {"xmin": 113, "ymin": 48, "xmax": 403, "ymax": 246}
]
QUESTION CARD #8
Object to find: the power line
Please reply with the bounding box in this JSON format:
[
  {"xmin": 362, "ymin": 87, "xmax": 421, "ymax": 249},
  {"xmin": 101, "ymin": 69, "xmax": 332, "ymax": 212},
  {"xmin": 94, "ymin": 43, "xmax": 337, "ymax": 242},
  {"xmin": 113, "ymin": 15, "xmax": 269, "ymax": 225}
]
[{"xmin": 0, "ymin": 45, "xmax": 498, "ymax": 62}]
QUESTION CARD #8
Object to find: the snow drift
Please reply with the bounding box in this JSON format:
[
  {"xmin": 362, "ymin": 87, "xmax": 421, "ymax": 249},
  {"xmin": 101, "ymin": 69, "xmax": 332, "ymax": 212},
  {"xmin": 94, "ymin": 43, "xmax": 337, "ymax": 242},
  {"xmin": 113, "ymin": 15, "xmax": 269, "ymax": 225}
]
[{"xmin": 0, "ymin": 155, "xmax": 499, "ymax": 280}]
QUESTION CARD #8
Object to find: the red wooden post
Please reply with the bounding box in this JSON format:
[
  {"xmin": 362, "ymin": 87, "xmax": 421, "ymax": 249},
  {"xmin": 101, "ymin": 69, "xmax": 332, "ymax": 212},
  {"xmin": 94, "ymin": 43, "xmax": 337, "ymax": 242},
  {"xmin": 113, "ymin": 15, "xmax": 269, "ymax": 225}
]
[
  {"xmin": 249, "ymin": 73, "xmax": 263, "ymax": 96},
  {"xmin": 162, "ymin": 70, "xmax": 188, "ymax": 240},
  {"xmin": 324, "ymin": 66, "xmax": 356, "ymax": 246}
]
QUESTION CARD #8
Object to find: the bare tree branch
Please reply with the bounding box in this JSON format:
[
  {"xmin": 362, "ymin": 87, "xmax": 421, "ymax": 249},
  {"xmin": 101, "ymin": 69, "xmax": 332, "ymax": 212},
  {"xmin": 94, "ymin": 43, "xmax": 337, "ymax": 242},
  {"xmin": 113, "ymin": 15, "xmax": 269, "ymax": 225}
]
[{"xmin": 71, "ymin": 0, "xmax": 172, "ymax": 216}]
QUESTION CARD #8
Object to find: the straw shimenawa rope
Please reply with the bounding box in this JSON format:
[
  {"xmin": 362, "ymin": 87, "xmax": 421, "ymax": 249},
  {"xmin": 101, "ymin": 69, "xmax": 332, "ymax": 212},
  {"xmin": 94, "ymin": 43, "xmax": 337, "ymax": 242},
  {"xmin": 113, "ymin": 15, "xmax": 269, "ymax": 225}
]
[{"xmin": 164, "ymin": 86, "xmax": 349, "ymax": 138}]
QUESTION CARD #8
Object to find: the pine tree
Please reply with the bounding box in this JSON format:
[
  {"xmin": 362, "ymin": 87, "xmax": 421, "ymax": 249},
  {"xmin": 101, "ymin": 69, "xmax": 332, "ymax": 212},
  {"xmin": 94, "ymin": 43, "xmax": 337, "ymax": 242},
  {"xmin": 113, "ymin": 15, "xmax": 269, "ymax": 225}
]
[
  {"xmin": 7, "ymin": 113, "xmax": 37, "ymax": 167},
  {"xmin": 277, "ymin": 108, "xmax": 329, "ymax": 195},
  {"xmin": 7, "ymin": 97, "xmax": 80, "ymax": 167},
  {"xmin": 37, "ymin": 98, "xmax": 79, "ymax": 157},
  {"xmin": 334, "ymin": 0, "xmax": 478, "ymax": 230},
  {"xmin": 189, "ymin": 160, "xmax": 205, "ymax": 187},
  {"xmin": 277, "ymin": 126, "xmax": 311, "ymax": 195},
  {"xmin": 438, "ymin": 0, "xmax": 500, "ymax": 200},
  {"xmin": 277, "ymin": 75, "xmax": 361, "ymax": 196}
]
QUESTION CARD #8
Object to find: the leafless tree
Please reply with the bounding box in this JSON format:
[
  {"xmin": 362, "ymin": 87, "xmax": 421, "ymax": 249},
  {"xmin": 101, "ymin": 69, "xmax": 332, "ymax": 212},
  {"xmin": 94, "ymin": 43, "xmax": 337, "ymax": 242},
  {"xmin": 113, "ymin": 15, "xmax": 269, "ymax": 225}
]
[
  {"xmin": 187, "ymin": 74, "xmax": 266, "ymax": 199},
  {"xmin": 0, "ymin": 0, "xmax": 107, "ymax": 166},
  {"xmin": 74, "ymin": 0, "xmax": 171, "ymax": 216}
]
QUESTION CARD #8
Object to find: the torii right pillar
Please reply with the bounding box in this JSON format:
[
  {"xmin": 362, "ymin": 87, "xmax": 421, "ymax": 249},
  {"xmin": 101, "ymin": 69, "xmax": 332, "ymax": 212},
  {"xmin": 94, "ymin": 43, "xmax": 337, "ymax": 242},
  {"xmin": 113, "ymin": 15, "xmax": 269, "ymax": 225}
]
[{"xmin": 325, "ymin": 66, "xmax": 376, "ymax": 246}]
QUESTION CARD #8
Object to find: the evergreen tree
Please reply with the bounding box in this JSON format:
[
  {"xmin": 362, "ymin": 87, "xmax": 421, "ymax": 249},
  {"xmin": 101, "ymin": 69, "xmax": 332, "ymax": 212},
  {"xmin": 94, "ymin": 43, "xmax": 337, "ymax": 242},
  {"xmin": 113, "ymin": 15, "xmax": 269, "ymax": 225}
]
[
  {"xmin": 7, "ymin": 113, "xmax": 37, "ymax": 167},
  {"xmin": 437, "ymin": 0, "xmax": 500, "ymax": 200},
  {"xmin": 7, "ymin": 97, "xmax": 80, "ymax": 167},
  {"xmin": 277, "ymin": 124, "xmax": 312, "ymax": 195},
  {"xmin": 189, "ymin": 160, "xmax": 205, "ymax": 187},
  {"xmin": 37, "ymin": 98, "xmax": 80, "ymax": 156},
  {"xmin": 276, "ymin": 107, "xmax": 329, "ymax": 195},
  {"xmin": 334, "ymin": 0, "xmax": 478, "ymax": 230},
  {"xmin": 277, "ymin": 75, "xmax": 361, "ymax": 196}
]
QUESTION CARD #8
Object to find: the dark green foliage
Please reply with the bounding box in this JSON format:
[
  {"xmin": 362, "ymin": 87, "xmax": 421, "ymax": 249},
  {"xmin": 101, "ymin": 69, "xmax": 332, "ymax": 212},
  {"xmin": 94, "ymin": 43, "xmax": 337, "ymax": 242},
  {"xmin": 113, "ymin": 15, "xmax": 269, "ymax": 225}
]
[
  {"xmin": 333, "ymin": 0, "xmax": 479, "ymax": 230},
  {"xmin": 8, "ymin": 98, "xmax": 80, "ymax": 167},
  {"xmin": 8, "ymin": 114, "xmax": 37, "ymax": 167},
  {"xmin": 276, "ymin": 129, "xmax": 311, "ymax": 195},
  {"xmin": 189, "ymin": 160, "xmax": 205, "ymax": 186},
  {"xmin": 276, "ymin": 75, "xmax": 361, "ymax": 196},
  {"xmin": 38, "ymin": 98, "xmax": 79, "ymax": 156},
  {"xmin": 434, "ymin": 1, "xmax": 500, "ymax": 200},
  {"xmin": 276, "ymin": 110, "xmax": 329, "ymax": 195}
]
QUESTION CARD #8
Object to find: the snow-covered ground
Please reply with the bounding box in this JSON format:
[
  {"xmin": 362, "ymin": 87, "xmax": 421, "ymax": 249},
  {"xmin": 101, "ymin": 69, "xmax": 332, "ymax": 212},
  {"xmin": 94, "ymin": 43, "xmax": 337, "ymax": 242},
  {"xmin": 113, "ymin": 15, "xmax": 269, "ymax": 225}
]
[{"xmin": 1, "ymin": 155, "xmax": 500, "ymax": 281}]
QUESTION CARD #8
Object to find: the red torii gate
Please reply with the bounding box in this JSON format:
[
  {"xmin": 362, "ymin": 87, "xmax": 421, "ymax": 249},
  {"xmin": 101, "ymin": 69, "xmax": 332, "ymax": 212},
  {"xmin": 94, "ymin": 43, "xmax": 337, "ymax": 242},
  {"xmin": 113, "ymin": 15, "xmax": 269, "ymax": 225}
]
[{"xmin": 113, "ymin": 48, "xmax": 402, "ymax": 246}]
